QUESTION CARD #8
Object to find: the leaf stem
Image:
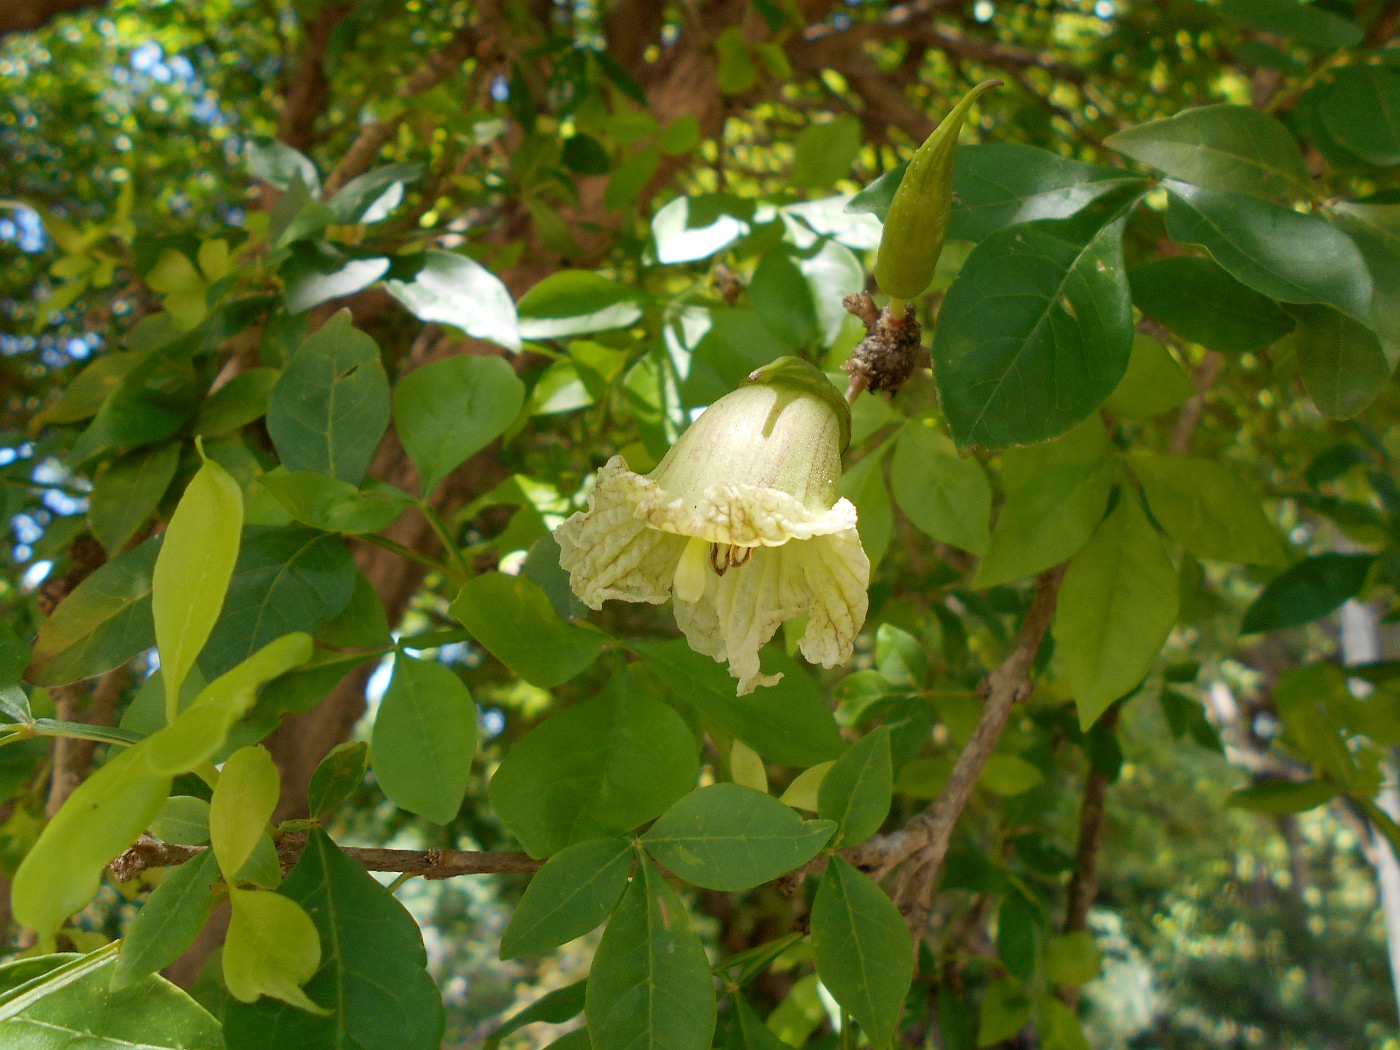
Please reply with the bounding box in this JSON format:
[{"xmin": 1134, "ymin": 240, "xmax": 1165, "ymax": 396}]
[
  {"xmin": 419, "ymin": 502, "xmax": 473, "ymax": 581},
  {"xmin": 359, "ymin": 532, "xmax": 466, "ymax": 583}
]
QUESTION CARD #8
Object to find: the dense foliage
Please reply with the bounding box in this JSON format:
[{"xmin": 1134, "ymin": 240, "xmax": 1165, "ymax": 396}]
[{"xmin": 3, "ymin": 1, "xmax": 1400, "ymax": 1048}]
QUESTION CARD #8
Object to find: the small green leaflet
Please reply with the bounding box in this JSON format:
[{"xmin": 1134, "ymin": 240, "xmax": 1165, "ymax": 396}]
[
  {"xmin": 817, "ymin": 726, "xmax": 892, "ymax": 847},
  {"xmin": 223, "ymin": 828, "xmax": 445, "ymax": 1050},
  {"xmin": 641, "ymin": 783, "xmax": 835, "ymax": 890},
  {"xmin": 371, "ymin": 655, "xmax": 477, "ymax": 825},
  {"xmin": 585, "ymin": 855, "xmax": 715, "ymax": 1050},
  {"xmin": 152, "ymin": 452, "xmax": 243, "ymax": 720},
  {"xmin": 810, "ymin": 857, "xmax": 913, "ymax": 1050},
  {"xmin": 451, "ymin": 572, "xmax": 604, "ymax": 688},
  {"xmin": 1054, "ymin": 494, "xmax": 1178, "ymax": 729},
  {"xmin": 499, "ymin": 837, "xmax": 633, "ymax": 959}
]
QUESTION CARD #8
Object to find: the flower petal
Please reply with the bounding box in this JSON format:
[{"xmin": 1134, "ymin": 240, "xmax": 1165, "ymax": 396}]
[
  {"xmin": 794, "ymin": 528, "xmax": 870, "ymax": 669},
  {"xmin": 555, "ymin": 457, "xmax": 686, "ymax": 609},
  {"xmin": 638, "ymin": 484, "xmax": 859, "ymax": 547},
  {"xmin": 674, "ymin": 545, "xmax": 807, "ymax": 694}
]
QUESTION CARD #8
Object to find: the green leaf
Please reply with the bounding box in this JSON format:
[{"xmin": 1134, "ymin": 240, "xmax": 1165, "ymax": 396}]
[
  {"xmin": 1054, "ymin": 494, "xmax": 1178, "ymax": 730},
  {"xmin": 144, "ymin": 632, "xmax": 313, "ymax": 776},
  {"xmin": 933, "ymin": 216, "xmax": 1133, "ymax": 449},
  {"xmin": 1104, "ymin": 336, "xmax": 1197, "ymax": 419},
  {"xmin": 997, "ymin": 892, "xmax": 1040, "ymax": 981},
  {"xmin": 195, "ymin": 367, "xmax": 279, "ymax": 438},
  {"xmin": 798, "ymin": 239, "xmax": 864, "ymax": 347},
  {"xmin": 370, "ymin": 656, "xmax": 477, "ymax": 825},
  {"xmin": 606, "ymin": 144, "xmax": 661, "ymax": 209},
  {"xmin": 1045, "ymin": 931, "xmax": 1101, "ymax": 987},
  {"xmin": 0, "ymin": 949, "xmax": 222, "ymax": 1048},
  {"xmin": 223, "ymin": 827, "xmax": 444, "ymax": 1050},
  {"xmin": 13, "ymin": 746, "xmax": 171, "ymax": 939},
  {"xmin": 200, "ymin": 525, "xmax": 356, "ymax": 679},
  {"xmin": 1314, "ymin": 66, "xmax": 1400, "ymax": 167},
  {"xmin": 153, "ymin": 452, "xmax": 244, "ymax": 719},
  {"xmin": 750, "ymin": 253, "xmax": 818, "ymax": 349},
  {"xmin": 258, "ymin": 471, "xmax": 413, "ymax": 534},
  {"xmin": 150, "ymin": 794, "xmax": 211, "ymax": 844},
  {"xmin": 1131, "ymin": 453, "xmax": 1288, "ymax": 565},
  {"xmin": 266, "ymin": 310, "xmax": 392, "ymax": 485},
  {"xmin": 947, "ymin": 144, "xmax": 1147, "ymax": 242},
  {"xmin": 1105, "ymin": 104, "xmax": 1309, "ymax": 199},
  {"xmin": 980, "ymin": 755, "xmax": 1045, "ymax": 796},
  {"xmin": 211, "ymin": 745, "xmax": 280, "ymax": 877},
  {"xmin": 976, "ymin": 980, "xmax": 1030, "ymax": 1046},
  {"xmin": 811, "ymin": 857, "xmax": 913, "ymax": 1049},
  {"xmin": 890, "ymin": 423, "xmax": 991, "ymax": 555},
  {"xmin": 384, "ymin": 250, "xmax": 520, "ymax": 351},
  {"xmin": 791, "ymin": 115, "xmax": 862, "ymax": 190},
  {"xmin": 1163, "ymin": 181, "xmax": 1372, "ymax": 323},
  {"xmin": 113, "ymin": 849, "xmax": 220, "ymax": 989},
  {"xmin": 1218, "ymin": 0, "xmax": 1362, "ymax": 48},
  {"xmin": 838, "ymin": 444, "xmax": 893, "ymax": 568},
  {"xmin": 25, "ymin": 537, "xmax": 159, "ymax": 687},
  {"xmin": 325, "ymin": 162, "xmax": 424, "ymax": 224},
  {"xmin": 652, "ymin": 195, "xmax": 749, "ymax": 264},
  {"xmin": 1228, "ymin": 779, "xmax": 1339, "ymax": 814},
  {"xmin": 1325, "ymin": 201, "xmax": 1400, "ymax": 366},
  {"xmin": 1128, "ymin": 256, "xmax": 1295, "ymax": 353},
  {"xmin": 450, "ymin": 573, "xmax": 604, "ymax": 688},
  {"xmin": 32, "ymin": 350, "xmax": 144, "ymax": 427},
  {"xmin": 281, "ymin": 243, "xmax": 390, "ymax": 313},
  {"xmin": 725, "ymin": 994, "xmax": 792, "ymax": 1050},
  {"xmin": 974, "ymin": 418, "xmax": 1113, "ymax": 589},
  {"xmin": 484, "ymin": 980, "xmax": 586, "ymax": 1050},
  {"xmin": 517, "ymin": 270, "xmax": 645, "ymax": 340},
  {"xmin": 249, "ymin": 138, "xmax": 320, "ymax": 194},
  {"xmin": 307, "ymin": 740, "xmax": 369, "ymax": 818},
  {"xmin": 89, "ymin": 442, "xmax": 180, "ymax": 554},
  {"xmin": 224, "ymin": 885, "xmax": 324, "ymax": 1013},
  {"xmin": 499, "ymin": 837, "xmax": 633, "ymax": 959},
  {"xmin": 1241, "ymin": 553, "xmax": 1375, "ymax": 634},
  {"xmin": 393, "ymin": 355, "xmax": 526, "ymax": 495},
  {"xmin": 817, "ymin": 726, "xmax": 892, "ymax": 847},
  {"xmin": 490, "ymin": 679, "xmax": 698, "ymax": 857},
  {"xmin": 635, "ymin": 639, "xmax": 845, "ymax": 767},
  {"xmin": 641, "ymin": 783, "xmax": 834, "ymax": 890},
  {"xmin": 73, "ymin": 343, "xmax": 200, "ymax": 461},
  {"xmin": 1289, "ymin": 303, "xmax": 1393, "ymax": 419},
  {"xmin": 584, "ymin": 855, "xmax": 715, "ymax": 1050},
  {"xmin": 1038, "ymin": 995, "xmax": 1092, "ymax": 1050}
]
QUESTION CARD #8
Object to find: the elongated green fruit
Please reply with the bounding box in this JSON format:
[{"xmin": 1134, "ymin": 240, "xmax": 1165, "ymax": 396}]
[{"xmin": 873, "ymin": 79, "xmax": 1002, "ymax": 300}]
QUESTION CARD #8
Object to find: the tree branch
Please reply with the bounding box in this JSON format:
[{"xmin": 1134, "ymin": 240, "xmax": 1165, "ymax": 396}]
[
  {"xmin": 276, "ymin": 3, "xmax": 353, "ymax": 151},
  {"xmin": 322, "ymin": 17, "xmax": 488, "ymax": 195},
  {"xmin": 844, "ymin": 567, "xmax": 1066, "ymax": 940},
  {"xmin": 110, "ymin": 834, "xmax": 541, "ymax": 885}
]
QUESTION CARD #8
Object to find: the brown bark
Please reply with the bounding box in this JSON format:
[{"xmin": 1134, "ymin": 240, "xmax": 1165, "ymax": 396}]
[
  {"xmin": 0, "ymin": 0, "xmax": 103, "ymax": 38},
  {"xmin": 276, "ymin": 4, "xmax": 353, "ymax": 152}
]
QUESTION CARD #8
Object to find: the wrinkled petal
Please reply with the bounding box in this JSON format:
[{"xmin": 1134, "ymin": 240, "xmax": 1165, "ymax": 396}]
[
  {"xmin": 793, "ymin": 528, "xmax": 869, "ymax": 670},
  {"xmin": 555, "ymin": 458, "xmax": 686, "ymax": 609},
  {"xmin": 673, "ymin": 529, "xmax": 868, "ymax": 694},
  {"xmin": 638, "ymin": 483, "xmax": 859, "ymax": 547},
  {"xmin": 673, "ymin": 545, "xmax": 801, "ymax": 694}
]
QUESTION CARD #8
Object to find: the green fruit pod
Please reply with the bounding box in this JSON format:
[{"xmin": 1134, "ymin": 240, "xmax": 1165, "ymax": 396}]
[{"xmin": 873, "ymin": 79, "xmax": 1001, "ymax": 301}]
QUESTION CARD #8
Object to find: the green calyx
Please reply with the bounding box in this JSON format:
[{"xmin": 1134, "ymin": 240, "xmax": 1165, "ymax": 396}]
[
  {"xmin": 873, "ymin": 79, "xmax": 1002, "ymax": 301},
  {"xmin": 742, "ymin": 356, "xmax": 851, "ymax": 452}
]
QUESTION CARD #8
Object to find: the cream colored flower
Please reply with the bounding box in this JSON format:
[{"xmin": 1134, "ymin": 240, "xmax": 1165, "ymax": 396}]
[{"xmin": 555, "ymin": 359, "xmax": 870, "ymax": 694}]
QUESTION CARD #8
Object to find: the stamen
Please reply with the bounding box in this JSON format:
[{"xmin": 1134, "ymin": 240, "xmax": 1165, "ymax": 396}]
[
  {"xmin": 673, "ymin": 537, "xmax": 709, "ymax": 604},
  {"xmin": 709, "ymin": 543, "xmax": 755, "ymax": 575}
]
